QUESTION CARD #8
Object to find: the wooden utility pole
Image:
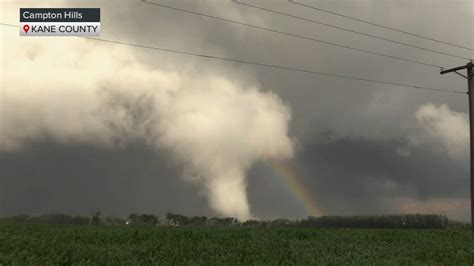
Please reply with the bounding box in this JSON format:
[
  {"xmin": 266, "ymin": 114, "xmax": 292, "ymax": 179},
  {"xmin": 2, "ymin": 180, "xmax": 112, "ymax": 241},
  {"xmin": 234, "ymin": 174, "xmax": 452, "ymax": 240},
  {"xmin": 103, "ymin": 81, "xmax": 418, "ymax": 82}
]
[{"xmin": 440, "ymin": 60, "xmax": 473, "ymax": 234}]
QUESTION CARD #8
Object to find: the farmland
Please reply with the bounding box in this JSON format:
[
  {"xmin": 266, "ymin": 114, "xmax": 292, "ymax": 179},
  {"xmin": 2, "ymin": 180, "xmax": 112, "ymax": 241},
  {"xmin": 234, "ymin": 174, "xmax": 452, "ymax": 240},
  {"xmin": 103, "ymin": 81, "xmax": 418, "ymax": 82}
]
[{"xmin": 0, "ymin": 223, "xmax": 472, "ymax": 265}]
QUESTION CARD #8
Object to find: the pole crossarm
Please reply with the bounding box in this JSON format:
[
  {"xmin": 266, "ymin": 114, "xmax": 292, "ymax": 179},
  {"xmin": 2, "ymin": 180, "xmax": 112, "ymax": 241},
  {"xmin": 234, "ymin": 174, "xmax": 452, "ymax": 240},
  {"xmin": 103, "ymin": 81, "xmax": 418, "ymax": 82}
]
[{"xmin": 440, "ymin": 62, "xmax": 473, "ymax": 75}]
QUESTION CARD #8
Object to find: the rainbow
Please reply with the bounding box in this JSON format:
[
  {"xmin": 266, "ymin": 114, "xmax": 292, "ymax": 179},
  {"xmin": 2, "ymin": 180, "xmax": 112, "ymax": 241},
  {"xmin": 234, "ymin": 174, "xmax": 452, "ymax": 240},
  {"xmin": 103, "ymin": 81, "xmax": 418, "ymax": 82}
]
[{"xmin": 265, "ymin": 159, "xmax": 323, "ymax": 217}]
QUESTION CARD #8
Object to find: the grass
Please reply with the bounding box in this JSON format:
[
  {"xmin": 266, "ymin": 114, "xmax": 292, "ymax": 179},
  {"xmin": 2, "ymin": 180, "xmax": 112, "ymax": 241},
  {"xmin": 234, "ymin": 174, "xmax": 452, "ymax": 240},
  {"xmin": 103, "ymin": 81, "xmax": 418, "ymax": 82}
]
[{"xmin": 0, "ymin": 223, "xmax": 472, "ymax": 265}]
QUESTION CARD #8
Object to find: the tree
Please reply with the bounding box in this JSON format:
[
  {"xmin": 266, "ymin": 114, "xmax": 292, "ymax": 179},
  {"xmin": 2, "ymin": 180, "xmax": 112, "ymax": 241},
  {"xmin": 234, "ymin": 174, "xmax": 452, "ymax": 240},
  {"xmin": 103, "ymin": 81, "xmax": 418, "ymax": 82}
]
[
  {"xmin": 189, "ymin": 216, "xmax": 207, "ymax": 226},
  {"xmin": 138, "ymin": 214, "xmax": 158, "ymax": 226},
  {"xmin": 270, "ymin": 218, "xmax": 293, "ymax": 228},
  {"xmin": 166, "ymin": 213, "xmax": 178, "ymax": 226},
  {"xmin": 92, "ymin": 211, "xmax": 101, "ymax": 225},
  {"xmin": 210, "ymin": 217, "xmax": 238, "ymax": 226},
  {"xmin": 243, "ymin": 219, "xmax": 264, "ymax": 227}
]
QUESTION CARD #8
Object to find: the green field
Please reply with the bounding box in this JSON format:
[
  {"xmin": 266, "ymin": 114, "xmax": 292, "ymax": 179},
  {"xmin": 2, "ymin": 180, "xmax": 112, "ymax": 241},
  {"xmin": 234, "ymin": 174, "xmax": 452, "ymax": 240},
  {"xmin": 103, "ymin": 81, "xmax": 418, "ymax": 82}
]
[{"xmin": 0, "ymin": 223, "xmax": 472, "ymax": 265}]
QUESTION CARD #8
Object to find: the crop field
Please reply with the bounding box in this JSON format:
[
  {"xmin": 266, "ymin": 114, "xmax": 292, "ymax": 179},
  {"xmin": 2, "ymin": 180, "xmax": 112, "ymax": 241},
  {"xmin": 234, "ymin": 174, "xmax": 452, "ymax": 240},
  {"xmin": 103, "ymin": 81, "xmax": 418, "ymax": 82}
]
[{"xmin": 0, "ymin": 223, "xmax": 473, "ymax": 265}]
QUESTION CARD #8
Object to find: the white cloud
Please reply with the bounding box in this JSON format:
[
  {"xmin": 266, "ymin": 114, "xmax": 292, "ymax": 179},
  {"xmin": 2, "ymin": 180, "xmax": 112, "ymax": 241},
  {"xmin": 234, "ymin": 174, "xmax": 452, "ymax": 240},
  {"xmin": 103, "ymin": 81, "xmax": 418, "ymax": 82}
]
[{"xmin": 412, "ymin": 103, "xmax": 468, "ymax": 160}]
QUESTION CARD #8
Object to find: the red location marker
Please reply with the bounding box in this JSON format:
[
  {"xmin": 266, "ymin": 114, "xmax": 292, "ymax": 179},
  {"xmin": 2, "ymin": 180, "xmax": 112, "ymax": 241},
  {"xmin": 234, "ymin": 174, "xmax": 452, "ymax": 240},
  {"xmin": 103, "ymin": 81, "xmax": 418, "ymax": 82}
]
[{"xmin": 23, "ymin": 24, "xmax": 30, "ymax": 33}]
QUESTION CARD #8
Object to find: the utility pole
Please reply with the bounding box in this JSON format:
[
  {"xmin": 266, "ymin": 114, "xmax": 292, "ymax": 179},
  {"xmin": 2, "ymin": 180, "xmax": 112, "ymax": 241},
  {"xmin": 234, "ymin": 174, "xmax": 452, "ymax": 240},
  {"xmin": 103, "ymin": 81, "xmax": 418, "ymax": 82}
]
[{"xmin": 440, "ymin": 60, "xmax": 473, "ymax": 234}]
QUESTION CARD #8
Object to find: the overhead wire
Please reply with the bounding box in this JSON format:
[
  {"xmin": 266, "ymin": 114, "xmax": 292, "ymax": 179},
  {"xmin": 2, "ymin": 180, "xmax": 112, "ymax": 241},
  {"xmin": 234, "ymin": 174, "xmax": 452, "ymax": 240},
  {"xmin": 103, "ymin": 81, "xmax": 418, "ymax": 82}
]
[
  {"xmin": 141, "ymin": 0, "xmax": 445, "ymax": 69},
  {"xmin": 232, "ymin": 0, "xmax": 470, "ymax": 61},
  {"xmin": 0, "ymin": 22, "xmax": 465, "ymax": 95},
  {"xmin": 289, "ymin": 0, "xmax": 474, "ymax": 52}
]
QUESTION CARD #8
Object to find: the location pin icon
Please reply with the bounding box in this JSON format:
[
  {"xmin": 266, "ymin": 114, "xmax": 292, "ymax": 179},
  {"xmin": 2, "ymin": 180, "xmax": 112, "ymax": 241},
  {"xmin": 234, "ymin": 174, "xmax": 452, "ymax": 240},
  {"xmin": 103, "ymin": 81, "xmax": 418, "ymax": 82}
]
[{"xmin": 23, "ymin": 24, "xmax": 30, "ymax": 33}]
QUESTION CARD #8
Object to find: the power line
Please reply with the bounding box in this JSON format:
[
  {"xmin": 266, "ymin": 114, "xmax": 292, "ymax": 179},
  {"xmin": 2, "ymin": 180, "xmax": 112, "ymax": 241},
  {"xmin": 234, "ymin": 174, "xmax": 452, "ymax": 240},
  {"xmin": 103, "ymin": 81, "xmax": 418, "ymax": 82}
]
[
  {"xmin": 233, "ymin": 0, "xmax": 470, "ymax": 61},
  {"xmin": 141, "ymin": 0, "xmax": 443, "ymax": 69},
  {"xmin": 289, "ymin": 0, "xmax": 474, "ymax": 52},
  {"xmin": 0, "ymin": 22, "xmax": 465, "ymax": 95}
]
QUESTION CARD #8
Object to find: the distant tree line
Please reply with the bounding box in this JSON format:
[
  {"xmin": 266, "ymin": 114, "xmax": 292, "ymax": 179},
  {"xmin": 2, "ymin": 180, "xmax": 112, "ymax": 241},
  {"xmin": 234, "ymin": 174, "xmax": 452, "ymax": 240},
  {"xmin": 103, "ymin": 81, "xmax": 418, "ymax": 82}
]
[
  {"xmin": 160, "ymin": 213, "xmax": 449, "ymax": 229},
  {"xmin": 299, "ymin": 214, "xmax": 449, "ymax": 229},
  {"xmin": 0, "ymin": 213, "xmax": 452, "ymax": 229},
  {"xmin": 1, "ymin": 213, "xmax": 125, "ymax": 226}
]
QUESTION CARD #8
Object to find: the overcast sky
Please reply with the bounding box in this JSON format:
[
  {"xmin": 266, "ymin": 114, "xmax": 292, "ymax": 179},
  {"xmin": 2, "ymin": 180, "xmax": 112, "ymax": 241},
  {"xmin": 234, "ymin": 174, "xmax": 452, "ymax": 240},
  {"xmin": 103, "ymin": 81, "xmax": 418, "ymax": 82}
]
[{"xmin": 1, "ymin": 0, "xmax": 473, "ymax": 221}]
